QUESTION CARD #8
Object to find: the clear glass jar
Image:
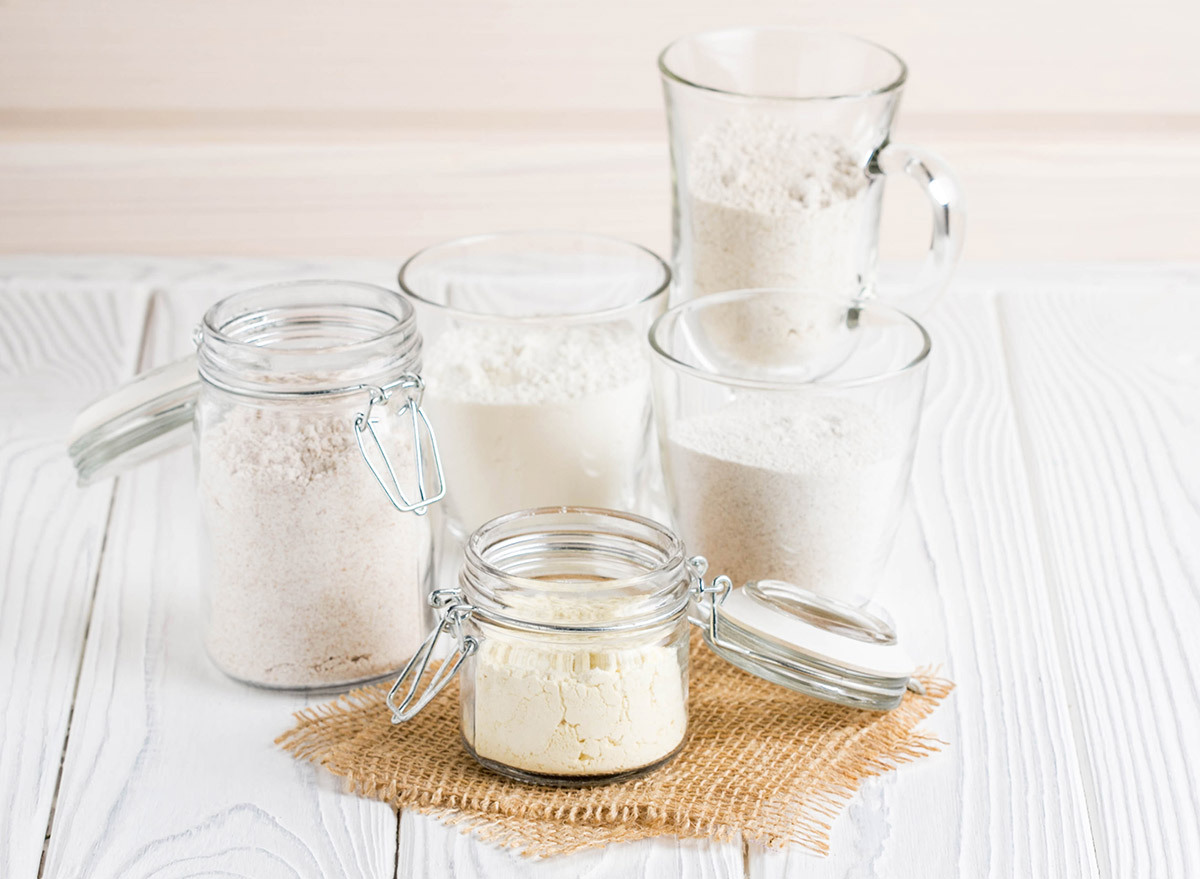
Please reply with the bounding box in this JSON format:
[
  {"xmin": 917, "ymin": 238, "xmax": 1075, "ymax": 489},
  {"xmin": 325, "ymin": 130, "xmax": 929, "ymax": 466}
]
[
  {"xmin": 649, "ymin": 288, "xmax": 931, "ymax": 608},
  {"xmin": 70, "ymin": 281, "xmax": 446, "ymax": 692},
  {"xmin": 387, "ymin": 505, "xmax": 922, "ymax": 786},
  {"xmin": 398, "ymin": 233, "xmax": 670, "ymax": 540},
  {"xmin": 393, "ymin": 507, "xmax": 692, "ymax": 785}
]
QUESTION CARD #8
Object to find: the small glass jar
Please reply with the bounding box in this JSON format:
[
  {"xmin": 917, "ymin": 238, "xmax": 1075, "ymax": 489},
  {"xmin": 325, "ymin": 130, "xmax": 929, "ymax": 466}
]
[
  {"xmin": 398, "ymin": 233, "xmax": 670, "ymax": 540},
  {"xmin": 394, "ymin": 507, "xmax": 692, "ymax": 785},
  {"xmin": 388, "ymin": 506, "xmax": 920, "ymax": 787},
  {"xmin": 70, "ymin": 281, "xmax": 446, "ymax": 692}
]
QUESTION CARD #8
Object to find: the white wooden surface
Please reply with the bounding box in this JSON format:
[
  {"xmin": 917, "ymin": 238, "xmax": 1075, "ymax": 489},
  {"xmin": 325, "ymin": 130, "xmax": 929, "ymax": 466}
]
[{"xmin": 2, "ymin": 257, "xmax": 1198, "ymax": 878}]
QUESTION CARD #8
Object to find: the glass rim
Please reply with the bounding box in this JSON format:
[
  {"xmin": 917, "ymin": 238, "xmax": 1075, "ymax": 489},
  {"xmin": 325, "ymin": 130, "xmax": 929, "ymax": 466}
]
[
  {"xmin": 461, "ymin": 506, "xmax": 691, "ymax": 632},
  {"xmin": 397, "ymin": 231, "xmax": 671, "ymax": 326},
  {"xmin": 201, "ymin": 279, "xmax": 418, "ymax": 355},
  {"xmin": 657, "ymin": 26, "xmax": 909, "ymax": 103},
  {"xmin": 648, "ymin": 288, "xmax": 932, "ymax": 391}
]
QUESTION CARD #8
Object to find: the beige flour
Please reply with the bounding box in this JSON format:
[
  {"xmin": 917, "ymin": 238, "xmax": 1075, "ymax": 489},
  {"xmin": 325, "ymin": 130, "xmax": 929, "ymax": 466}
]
[
  {"xmin": 198, "ymin": 402, "xmax": 431, "ymax": 688},
  {"xmin": 466, "ymin": 632, "xmax": 688, "ymax": 778},
  {"xmin": 665, "ymin": 394, "xmax": 906, "ymax": 604}
]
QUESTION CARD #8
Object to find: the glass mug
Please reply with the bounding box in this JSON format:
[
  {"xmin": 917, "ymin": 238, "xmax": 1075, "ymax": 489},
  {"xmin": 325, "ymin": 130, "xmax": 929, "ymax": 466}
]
[{"xmin": 660, "ymin": 27, "xmax": 965, "ymax": 309}]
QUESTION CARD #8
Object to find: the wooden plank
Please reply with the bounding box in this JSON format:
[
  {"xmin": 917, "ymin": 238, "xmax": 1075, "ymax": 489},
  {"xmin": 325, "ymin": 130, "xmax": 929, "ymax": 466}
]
[
  {"xmin": 38, "ymin": 275, "xmax": 399, "ymax": 879},
  {"xmin": 998, "ymin": 266, "xmax": 1200, "ymax": 877},
  {"xmin": 750, "ymin": 276, "xmax": 1101, "ymax": 876},
  {"xmin": 0, "ymin": 0, "xmax": 1195, "ymax": 116},
  {"xmin": 1, "ymin": 116, "xmax": 1196, "ymax": 262},
  {"xmin": 399, "ymin": 812, "xmax": 744, "ymax": 879},
  {"xmin": 0, "ymin": 271, "xmax": 149, "ymax": 879}
]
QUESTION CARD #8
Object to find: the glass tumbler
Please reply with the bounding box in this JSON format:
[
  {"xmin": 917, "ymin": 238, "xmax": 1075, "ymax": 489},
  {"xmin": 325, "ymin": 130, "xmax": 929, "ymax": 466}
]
[
  {"xmin": 398, "ymin": 232, "xmax": 670, "ymax": 540},
  {"xmin": 660, "ymin": 28, "xmax": 965, "ymax": 309},
  {"xmin": 649, "ymin": 289, "xmax": 931, "ymax": 606}
]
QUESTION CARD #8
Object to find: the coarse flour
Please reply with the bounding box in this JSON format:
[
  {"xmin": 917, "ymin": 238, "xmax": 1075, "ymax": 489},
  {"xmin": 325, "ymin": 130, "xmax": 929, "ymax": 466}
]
[
  {"xmin": 467, "ymin": 631, "xmax": 688, "ymax": 777},
  {"xmin": 688, "ymin": 114, "xmax": 867, "ymax": 300},
  {"xmin": 665, "ymin": 394, "xmax": 906, "ymax": 604},
  {"xmin": 199, "ymin": 403, "xmax": 430, "ymax": 688},
  {"xmin": 422, "ymin": 323, "xmax": 651, "ymax": 532}
]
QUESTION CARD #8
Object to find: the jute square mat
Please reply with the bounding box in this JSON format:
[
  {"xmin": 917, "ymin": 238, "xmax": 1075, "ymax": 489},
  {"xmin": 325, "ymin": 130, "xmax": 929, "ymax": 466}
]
[{"xmin": 278, "ymin": 633, "xmax": 952, "ymax": 857}]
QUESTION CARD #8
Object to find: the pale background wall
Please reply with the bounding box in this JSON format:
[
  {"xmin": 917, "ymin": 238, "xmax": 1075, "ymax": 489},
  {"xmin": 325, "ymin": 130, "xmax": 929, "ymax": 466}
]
[{"xmin": 1, "ymin": 0, "xmax": 1197, "ymax": 261}]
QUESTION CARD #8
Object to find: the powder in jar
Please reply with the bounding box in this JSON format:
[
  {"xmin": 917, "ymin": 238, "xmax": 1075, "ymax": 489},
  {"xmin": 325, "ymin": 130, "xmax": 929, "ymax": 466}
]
[
  {"xmin": 198, "ymin": 403, "xmax": 431, "ymax": 688},
  {"xmin": 422, "ymin": 323, "xmax": 651, "ymax": 533},
  {"xmin": 466, "ymin": 630, "xmax": 688, "ymax": 778},
  {"xmin": 665, "ymin": 395, "xmax": 906, "ymax": 604},
  {"xmin": 688, "ymin": 115, "xmax": 867, "ymax": 299}
]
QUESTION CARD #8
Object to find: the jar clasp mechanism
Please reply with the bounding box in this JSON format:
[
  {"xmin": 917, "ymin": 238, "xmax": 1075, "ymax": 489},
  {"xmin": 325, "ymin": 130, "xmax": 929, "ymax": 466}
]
[
  {"xmin": 354, "ymin": 373, "xmax": 446, "ymax": 516},
  {"xmin": 387, "ymin": 589, "xmax": 476, "ymax": 723}
]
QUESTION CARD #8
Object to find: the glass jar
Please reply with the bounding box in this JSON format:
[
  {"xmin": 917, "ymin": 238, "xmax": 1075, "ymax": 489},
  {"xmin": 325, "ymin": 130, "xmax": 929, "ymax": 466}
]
[
  {"xmin": 649, "ymin": 288, "xmax": 931, "ymax": 608},
  {"xmin": 69, "ymin": 281, "xmax": 446, "ymax": 691},
  {"xmin": 388, "ymin": 506, "xmax": 920, "ymax": 787},
  {"xmin": 394, "ymin": 507, "xmax": 692, "ymax": 785},
  {"xmin": 398, "ymin": 233, "xmax": 670, "ymax": 540}
]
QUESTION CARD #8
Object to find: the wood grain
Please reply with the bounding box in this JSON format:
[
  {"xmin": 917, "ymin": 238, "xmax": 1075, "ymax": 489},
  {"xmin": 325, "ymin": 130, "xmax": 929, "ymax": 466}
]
[
  {"xmin": 0, "ymin": 0, "xmax": 1195, "ymax": 115},
  {"xmin": 750, "ymin": 274, "xmax": 1103, "ymax": 877},
  {"xmin": 400, "ymin": 812, "xmax": 744, "ymax": 879},
  {"xmin": 0, "ymin": 115, "xmax": 1196, "ymax": 262},
  {"xmin": 998, "ymin": 266, "xmax": 1200, "ymax": 877},
  {"xmin": 0, "ymin": 275, "xmax": 149, "ymax": 879},
  {"xmin": 37, "ymin": 276, "xmax": 399, "ymax": 879}
]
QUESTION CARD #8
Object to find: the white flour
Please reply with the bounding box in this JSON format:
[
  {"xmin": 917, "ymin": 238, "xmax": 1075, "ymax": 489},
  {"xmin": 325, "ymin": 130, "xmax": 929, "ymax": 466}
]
[
  {"xmin": 198, "ymin": 403, "xmax": 431, "ymax": 688},
  {"xmin": 664, "ymin": 394, "xmax": 906, "ymax": 604},
  {"xmin": 467, "ymin": 630, "xmax": 688, "ymax": 777},
  {"xmin": 688, "ymin": 115, "xmax": 867, "ymax": 299},
  {"xmin": 422, "ymin": 323, "xmax": 651, "ymax": 533}
]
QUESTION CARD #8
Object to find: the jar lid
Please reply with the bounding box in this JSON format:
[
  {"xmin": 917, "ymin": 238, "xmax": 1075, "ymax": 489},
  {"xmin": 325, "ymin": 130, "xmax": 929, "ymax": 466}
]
[
  {"xmin": 696, "ymin": 578, "xmax": 916, "ymax": 711},
  {"xmin": 68, "ymin": 356, "xmax": 200, "ymax": 484}
]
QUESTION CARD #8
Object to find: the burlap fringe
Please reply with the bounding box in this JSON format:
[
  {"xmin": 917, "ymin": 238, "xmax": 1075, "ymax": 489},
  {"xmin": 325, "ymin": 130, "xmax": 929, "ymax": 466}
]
[{"xmin": 277, "ymin": 644, "xmax": 953, "ymax": 859}]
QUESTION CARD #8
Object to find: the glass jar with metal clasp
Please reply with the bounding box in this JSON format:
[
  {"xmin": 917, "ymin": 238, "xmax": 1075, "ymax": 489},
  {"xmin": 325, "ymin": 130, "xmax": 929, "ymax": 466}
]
[
  {"xmin": 388, "ymin": 506, "xmax": 921, "ymax": 787},
  {"xmin": 69, "ymin": 280, "xmax": 446, "ymax": 692}
]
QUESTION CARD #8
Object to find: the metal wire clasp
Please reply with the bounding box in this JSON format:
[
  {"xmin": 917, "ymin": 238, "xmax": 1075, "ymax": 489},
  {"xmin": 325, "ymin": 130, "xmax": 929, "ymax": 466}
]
[
  {"xmin": 687, "ymin": 556, "xmax": 733, "ymax": 646},
  {"xmin": 353, "ymin": 373, "xmax": 446, "ymax": 515},
  {"xmin": 386, "ymin": 590, "xmax": 477, "ymax": 723}
]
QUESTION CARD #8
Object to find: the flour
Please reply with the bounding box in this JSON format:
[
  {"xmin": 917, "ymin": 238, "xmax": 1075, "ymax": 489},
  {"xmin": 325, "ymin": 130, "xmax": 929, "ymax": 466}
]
[
  {"xmin": 664, "ymin": 394, "xmax": 906, "ymax": 604},
  {"xmin": 467, "ymin": 631, "xmax": 688, "ymax": 777},
  {"xmin": 422, "ymin": 323, "xmax": 651, "ymax": 532},
  {"xmin": 688, "ymin": 114, "xmax": 867, "ymax": 299},
  {"xmin": 199, "ymin": 403, "xmax": 431, "ymax": 688},
  {"xmin": 685, "ymin": 116, "xmax": 867, "ymax": 365}
]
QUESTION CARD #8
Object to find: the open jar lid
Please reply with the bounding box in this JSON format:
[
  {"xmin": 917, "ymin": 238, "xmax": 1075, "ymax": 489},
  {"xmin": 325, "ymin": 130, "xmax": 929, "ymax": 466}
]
[
  {"xmin": 692, "ymin": 572, "xmax": 917, "ymax": 711},
  {"xmin": 69, "ymin": 356, "xmax": 200, "ymax": 484}
]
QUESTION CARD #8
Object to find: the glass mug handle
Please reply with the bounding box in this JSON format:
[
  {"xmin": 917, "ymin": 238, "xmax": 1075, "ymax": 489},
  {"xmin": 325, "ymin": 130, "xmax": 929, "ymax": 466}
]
[{"xmin": 869, "ymin": 143, "xmax": 966, "ymax": 312}]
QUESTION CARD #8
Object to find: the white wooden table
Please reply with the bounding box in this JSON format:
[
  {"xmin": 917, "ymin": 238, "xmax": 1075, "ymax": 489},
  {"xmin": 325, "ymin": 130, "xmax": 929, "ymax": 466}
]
[{"xmin": 2, "ymin": 257, "xmax": 1197, "ymax": 879}]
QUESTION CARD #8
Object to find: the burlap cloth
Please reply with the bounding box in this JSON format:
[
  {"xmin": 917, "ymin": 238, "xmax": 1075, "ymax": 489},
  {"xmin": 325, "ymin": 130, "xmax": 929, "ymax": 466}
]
[{"xmin": 277, "ymin": 633, "xmax": 952, "ymax": 857}]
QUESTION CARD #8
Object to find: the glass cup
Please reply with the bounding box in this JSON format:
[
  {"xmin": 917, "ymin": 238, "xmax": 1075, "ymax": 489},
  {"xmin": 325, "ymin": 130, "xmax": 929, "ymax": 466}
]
[
  {"xmin": 660, "ymin": 27, "xmax": 965, "ymax": 309},
  {"xmin": 649, "ymin": 289, "xmax": 931, "ymax": 607},
  {"xmin": 398, "ymin": 232, "xmax": 670, "ymax": 540}
]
